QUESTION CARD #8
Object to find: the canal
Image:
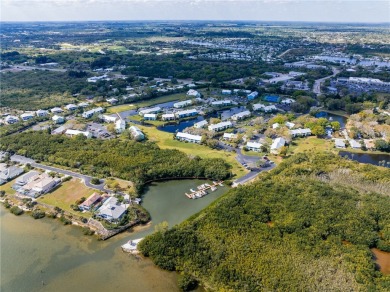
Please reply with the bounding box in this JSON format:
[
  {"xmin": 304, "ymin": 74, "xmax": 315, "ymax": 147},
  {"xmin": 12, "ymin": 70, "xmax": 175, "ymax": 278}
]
[
  {"xmin": 339, "ymin": 151, "xmax": 390, "ymax": 168},
  {"xmin": 0, "ymin": 180, "xmax": 228, "ymax": 292}
]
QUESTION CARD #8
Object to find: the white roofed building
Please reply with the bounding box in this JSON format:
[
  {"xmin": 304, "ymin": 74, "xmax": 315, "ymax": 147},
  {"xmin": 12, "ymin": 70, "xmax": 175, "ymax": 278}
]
[
  {"xmin": 176, "ymin": 132, "xmax": 202, "ymax": 144},
  {"xmin": 271, "ymin": 137, "xmax": 286, "ymax": 154},
  {"xmin": 246, "ymin": 142, "xmax": 263, "ymax": 152},
  {"xmin": 208, "ymin": 121, "xmax": 233, "ymax": 132},
  {"xmin": 65, "ymin": 129, "xmax": 92, "ymax": 138}
]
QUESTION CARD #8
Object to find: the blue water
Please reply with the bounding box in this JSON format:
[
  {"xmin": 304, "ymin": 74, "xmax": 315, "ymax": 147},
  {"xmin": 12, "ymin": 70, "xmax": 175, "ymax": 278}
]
[
  {"xmin": 158, "ymin": 116, "xmax": 205, "ymax": 133},
  {"xmin": 316, "ymin": 111, "xmax": 347, "ymax": 128},
  {"xmin": 339, "ymin": 151, "xmax": 390, "ymax": 168}
]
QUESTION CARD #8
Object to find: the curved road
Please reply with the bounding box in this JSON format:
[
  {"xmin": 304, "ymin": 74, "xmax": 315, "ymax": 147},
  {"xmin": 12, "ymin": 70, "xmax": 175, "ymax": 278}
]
[{"xmin": 313, "ymin": 66, "xmax": 340, "ymax": 96}]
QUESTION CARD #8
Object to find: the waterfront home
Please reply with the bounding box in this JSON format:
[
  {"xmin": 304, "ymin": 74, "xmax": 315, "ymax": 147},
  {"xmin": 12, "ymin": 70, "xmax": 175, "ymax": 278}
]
[
  {"xmin": 246, "ymin": 141, "xmax": 263, "ymax": 152},
  {"xmin": 290, "ymin": 128, "xmax": 312, "ymax": 138},
  {"xmin": 247, "ymin": 91, "xmax": 259, "ymax": 100},
  {"xmin": 0, "ymin": 164, "xmax": 24, "ymax": 185},
  {"xmin": 253, "ymin": 103, "xmax": 265, "ymax": 111},
  {"xmin": 334, "ymin": 139, "xmax": 346, "ymax": 149},
  {"xmin": 194, "ymin": 120, "xmax": 208, "ymax": 129},
  {"xmin": 281, "ymin": 98, "xmax": 295, "ymax": 104},
  {"xmin": 82, "ymin": 107, "xmax": 104, "ymax": 119},
  {"xmin": 79, "ymin": 193, "xmax": 102, "ymax": 211},
  {"xmin": 5, "ymin": 115, "xmax": 19, "ymax": 124},
  {"xmin": 101, "ymin": 114, "xmax": 117, "ymax": 123},
  {"xmin": 176, "ymin": 132, "xmax": 202, "ymax": 144},
  {"xmin": 65, "ymin": 129, "xmax": 92, "ymax": 138},
  {"xmin": 20, "ymin": 112, "xmax": 35, "ymax": 121},
  {"xmin": 51, "ymin": 126, "xmax": 66, "ymax": 135},
  {"xmin": 211, "ymin": 100, "xmax": 232, "ymax": 107},
  {"xmin": 208, "ymin": 121, "xmax": 233, "ymax": 132},
  {"xmin": 51, "ymin": 107, "xmax": 64, "ymax": 114},
  {"xmin": 139, "ymin": 107, "xmax": 161, "ymax": 116},
  {"xmin": 96, "ymin": 196, "xmax": 128, "ymax": 222},
  {"xmin": 364, "ymin": 139, "xmax": 376, "ymax": 150},
  {"xmin": 130, "ymin": 126, "xmax": 145, "ymax": 141},
  {"xmin": 161, "ymin": 113, "xmax": 175, "ymax": 121},
  {"xmin": 186, "ymin": 89, "xmax": 201, "ymax": 98},
  {"xmin": 17, "ymin": 172, "xmax": 60, "ymax": 198},
  {"xmin": 174, "ymin": 100, "xmax": 192, "ymax": 108},
  {"xmin": 52, "ymin": 115, "xmax": 65, "ymax": 124},
  {"xmin": 175, "ymin": 109, "xmax": 198, "ymax": 119},
  {"xmin": 231, "ymin": 111, "xmax": 251, "ymax": 121},
  {"xmin": 271, "ymin": 137, "xmax": 286, "ymax": 154},
  {"xmin": 252, "ymin": 104, "xmax": 276, "ymax": 112},
  {"xmin": 223, "ymin": 133, "xmax": 238, "ymax": 140},
  {"xmin": 221, "ymin": 89, "xmax": 232, "ymax": 95},
  {"xmin": 36, "ymin": 109, "xmax": 49, "ymax": 117},
  {"xmin": 144, "ymin": 113, "xmax": 157, "ymax": 121},
  {"xmin": 65, "ymin": 104, "xmax": 78, "ymax": 111},
  {"xmin": 349, "ymin": 139, "xmax": 361, "ymax": 149},
  {"xmin": 78, "ymin": 102, "xmax": 89, "ymax": 108},
  {"xmin": 12, "ymin": 170, "xmax": 40, "ymax": 190},
  {"xmin": 115, "ymin": 119, "xmax": 126, "ymax": 133}
]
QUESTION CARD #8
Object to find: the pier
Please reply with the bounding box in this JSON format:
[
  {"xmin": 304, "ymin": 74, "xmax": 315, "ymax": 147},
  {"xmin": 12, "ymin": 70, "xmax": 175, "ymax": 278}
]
[{"xmin": 185, "ymin": 181, "xmax": 224, "ymax": 199}]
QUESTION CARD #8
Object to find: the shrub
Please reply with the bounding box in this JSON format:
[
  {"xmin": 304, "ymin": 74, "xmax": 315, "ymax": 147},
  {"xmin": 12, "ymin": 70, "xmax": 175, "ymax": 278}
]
[
  {"xmin": 178, "ymin": 273, "xmax": 198, "ymax": 292},
  {"xmin": 31, "ymin": 209, "xmax": 45, "ymax": 219},
  {"xmin": 91, "ymin": 178, "xmax": 101, "ymax": 185},
  {"xmin": 59, "ymin": 216, "xmax": 72, "ymax": 225},
  {"xmin": 10, "ymin": 206, "xmax": 23, "ymax": 216}
]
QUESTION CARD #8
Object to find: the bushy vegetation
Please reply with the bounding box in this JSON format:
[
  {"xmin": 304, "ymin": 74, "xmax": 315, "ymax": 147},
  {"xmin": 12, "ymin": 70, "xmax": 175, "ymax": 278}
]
[
  {"xmin": 0, "ymin": 132, "xmax": 231, "ymax": 193},
  {"xmin": 10, "ymin": 206, "xmax": 23, "ymax": 216},
  {"xmin": 139, "ymin": 152, "xmax": 390, "ymax": 291}
]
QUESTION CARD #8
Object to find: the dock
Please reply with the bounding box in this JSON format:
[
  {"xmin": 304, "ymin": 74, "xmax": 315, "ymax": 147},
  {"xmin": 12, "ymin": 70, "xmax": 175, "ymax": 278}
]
[{"xmin": 185, "ymin": 181, "xmax": 223, "ymax": 199}]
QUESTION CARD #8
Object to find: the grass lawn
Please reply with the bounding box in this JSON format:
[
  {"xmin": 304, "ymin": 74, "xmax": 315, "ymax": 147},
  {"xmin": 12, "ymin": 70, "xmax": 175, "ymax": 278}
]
[
  {"xmin": 106, "ymin": 104, "xmax": 135, "ymax": 114},
  {"xmin": 136, "ymin": 124, "xmax": 248, "ymax": 178},
  {"xmin": 39, "ymin": 178, "xmax": 96, "ymax": 217},
  {"xmin": 289, "ymin": 137, "xmax": 335, "ymax": 154},
  {"xmin": 1, "ymin": 178, "xmax": 17, "ymax": 195}
]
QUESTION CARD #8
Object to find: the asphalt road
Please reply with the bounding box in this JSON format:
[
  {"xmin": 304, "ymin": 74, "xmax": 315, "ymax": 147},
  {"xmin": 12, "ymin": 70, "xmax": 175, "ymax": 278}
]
[
  {"xmin": 233, "ymin": 164, "xmax": 276, "ymax": 185},
  {"xmin": 11, "ymin": 155, "xmax": 109, "ymax": 192},
  {"xmin": 313, "ymin": 67, "xmax": 340, "ymax": 96}
]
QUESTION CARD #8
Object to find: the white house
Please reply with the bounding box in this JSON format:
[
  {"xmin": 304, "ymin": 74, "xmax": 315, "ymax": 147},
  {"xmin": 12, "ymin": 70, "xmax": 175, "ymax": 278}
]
[
  {"xmin": 78, "ymin": 102, "xmax": 89, "ymax": 108},
  {"xmin": 101, "ymin": 114, "xmax": 118, "ymax": 123},
  {"xmin": 52, "ymin": 115, "xmax": 65, "ymax": 124},
  {"xmin": 161, "ymin": 113, "xmax": 175, "ymax": 121},
  {"xmin": 253, "ymin": 103, "xmax": 266, "ymax": 111},
  {"xmin": 82, "ymin": 107, "xmax": 104, "ymax": 119},
  {"xmin": 139, "ymin": 107, "xmax": 161, "ymax": 116},
  {"xmin": 349, "ymin": 139, "xmax": 361, "ymax": 149},
  {"xmin": 194, "ymin": 120, "xmax": 208, "ymax": 129},
  {"xmin": 281, "ymin": 98, "xmax": 295, "ymax": 104},
  {"xmin": 223, "ymin": 133, "xmax": 238, "ymax": 140},
  {"xmin": 246, "ymin": 141, "xmax": 263, "ymax": 152},
  {"xmin": 176, "ymin": 132, "xmax": 202, "ymax": 143},
  {"xmin": 264, "ymin": 105, "xmax": 277, "ymax": 113},
  {"xmin": 173, "ymin": 100, "xmax": 192, "ymax": 108},
  {"xmin": 50, "ymin": 107, "xmax": 64, "ymax": 114},
  {"xmin": 272, "ymin": 123, "xmax": 280, "ymax": 129},
  {"xmin": 36, "ymin": 109, "xmax": 49, "ymax": 117},
  {"xmin": 106, "ymin": 98, "xmax": 118, "ymax": 105},
  {"xmin": 5, "ymin": 115, "xmax": 19, "ymax": 124},
  {"xmin": 186, "ymin": 89, "xmax": 201, "ymax": 98},
  {"xmin": 208, "ymin": 121, "xmax": 233, "ymax": 132},
  {"xmin": 115, "ymin": 119, "xmax": 126, "ymax": 133},
  {"xmin": 96, "ymin": 196, "xmax": 128, "ymax": 222},
  {"xmin": 175, "ymin": 109, "xmax": 198, "ymax": 119},
  {"xmin": 211, "ymin": 100, "xmax": 232, "ymax": 107},
  {"xmin": 221, "ymin": 89, "xmax": 232, "ymax": 95},
  {"xmin": 65, "ymin": 104, "xmax": 78, "ymax": 111},
  {"xmin": 247, "ymin": 91, "xmax": 259, "ymax": 100},
  {"xmin": 285, "ymin": 122, "xmax": 295, "ymax": 129},
  {"xmin": 290, "ymin": 128, "xmax": 311, "ymax": 138},
  {"xmin": 20, "ymin": 112, "xmax": 35, "ymax": 121},
  {"xmin": 334, "ymin": 139, "xmax": 346, "ymax": 149},
  {"xmin": 130, "ymin": 126, "xmax": 145, "ymax": 141},
  {"xmin": 271, "ymin": 137, "xmax": 286, "ymax": 154},
  {"xmin": 144, "ymin": 113, "xmax": 157, "ymax": 121},
  {"xmin": 78, "ymin": 193, "xmax": 102, "ymax": 211},
  {"xmin": 65, "ymin": 129, "xmax": 92, "ymax": 138},
  {"xmin": 231, "ymin": 111, "xmax": 251, "ymax": 121}
]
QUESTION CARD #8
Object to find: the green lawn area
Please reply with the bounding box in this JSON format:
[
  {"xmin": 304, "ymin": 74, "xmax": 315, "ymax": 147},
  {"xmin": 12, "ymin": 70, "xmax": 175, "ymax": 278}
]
[
  {"xmin": 290, "ymin": 136, "xmax": 335, "ymax": 154},
  {"xmin": 136, "ymin": 124, "xmax": 248, "ymax": 178},
  {"xmin": 39, "ymin": 178, "xmax": 96, "ymax": 218},
  {"xmin": 1, "ymin": 178, "xmax": 17, "ymax": 195},
  {"xmin": 106, "ymin": 93, "xmax": 189, "ymax": 114}
]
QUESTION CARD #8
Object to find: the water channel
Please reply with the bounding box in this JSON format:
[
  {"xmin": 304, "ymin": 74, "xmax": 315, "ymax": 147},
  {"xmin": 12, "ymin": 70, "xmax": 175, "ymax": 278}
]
[{"xmin": 0, "ymin": 179, "xmax": 228, "ymax": 292}]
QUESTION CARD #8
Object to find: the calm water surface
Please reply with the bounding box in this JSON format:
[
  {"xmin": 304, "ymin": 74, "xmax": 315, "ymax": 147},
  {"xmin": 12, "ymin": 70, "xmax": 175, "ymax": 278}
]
[
  {"xmin": 1, "ymin": 180, "xmax": 228, "ymax": 292},
  {"xmin": 339, "ymin": 151, "xmax": 390, "ymax": 168}
]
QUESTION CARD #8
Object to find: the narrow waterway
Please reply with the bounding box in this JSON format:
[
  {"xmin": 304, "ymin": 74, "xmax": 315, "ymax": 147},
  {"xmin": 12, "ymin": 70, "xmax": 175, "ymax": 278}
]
[
  {"xmin": 0, "ymin": 179, "xmax": 228, "ymax": 292},
  {"xmin": 339, "ymin": 151, "xmax": 390, "ymax": 168}
]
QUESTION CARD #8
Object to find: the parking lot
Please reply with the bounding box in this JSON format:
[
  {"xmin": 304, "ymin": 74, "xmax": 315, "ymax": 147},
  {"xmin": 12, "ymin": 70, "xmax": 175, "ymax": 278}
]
[{"xmin": 86, "ymin": 122, "xmax": 113, "ymax": 139}]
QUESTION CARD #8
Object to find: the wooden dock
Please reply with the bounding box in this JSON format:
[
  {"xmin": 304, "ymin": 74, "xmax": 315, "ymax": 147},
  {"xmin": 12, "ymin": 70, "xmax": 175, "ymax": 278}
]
[{"xmin": 185, "ymin": 181, "xmax": 224, "ymax": 199}]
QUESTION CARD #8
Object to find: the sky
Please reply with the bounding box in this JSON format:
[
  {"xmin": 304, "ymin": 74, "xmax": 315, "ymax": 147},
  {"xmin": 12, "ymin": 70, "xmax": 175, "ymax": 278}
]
[{"xmin": 1, "ymin": 0, "xmax": 389, "ymax": 23}]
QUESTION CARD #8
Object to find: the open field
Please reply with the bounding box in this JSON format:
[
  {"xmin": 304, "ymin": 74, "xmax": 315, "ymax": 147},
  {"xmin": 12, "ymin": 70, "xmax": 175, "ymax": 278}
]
[
  {"xmin": 290, "ymin": 136, "xmax": 335, "ymax": 154},
  {"xmin": 136, "ymin": 124, "xmax": 248, "ymax": 178},
  {"xmin": 39, "ymin": 178, "xmax": 95, "ymax": 217}
]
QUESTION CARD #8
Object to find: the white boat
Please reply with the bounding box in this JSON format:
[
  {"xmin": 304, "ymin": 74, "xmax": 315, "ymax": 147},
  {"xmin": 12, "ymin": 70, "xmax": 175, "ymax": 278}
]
[
  {"xmin": 121, "ymin": 238, "xmax": 144, "ymax": 254},
  {"xmin": 190, "ymin": 188, "xmax": 196, "ymax": 192}
]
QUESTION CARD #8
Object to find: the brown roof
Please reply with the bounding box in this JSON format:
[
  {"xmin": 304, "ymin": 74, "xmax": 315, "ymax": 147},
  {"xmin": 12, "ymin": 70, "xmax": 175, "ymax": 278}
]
[{"xmin": 80, "ymin": 193, "xmax": 102, "ymax": 207}]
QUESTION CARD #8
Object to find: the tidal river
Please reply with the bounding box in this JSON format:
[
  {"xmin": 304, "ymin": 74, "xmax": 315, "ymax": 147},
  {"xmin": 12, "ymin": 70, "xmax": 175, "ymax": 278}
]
[{"xmin": 0, "ymin": 180, "xmax": 228, "ymax": 292}]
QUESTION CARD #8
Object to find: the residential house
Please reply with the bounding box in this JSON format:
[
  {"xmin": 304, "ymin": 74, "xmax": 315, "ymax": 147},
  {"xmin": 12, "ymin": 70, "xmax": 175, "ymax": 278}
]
[
  {"xmin": 334, "ymin": 139, "xmax": 346, "ymax": 149},
  {"xmin": 79, "ymin": 193, "xmax": 102, "ymax": 211},
  {"xmin": 65, "ymin": 129, "xmax": 92, "ymax": 138},
  {"xmin": 272, "ymin": 123, "xmax": 280, "ymax": 129},
  {"xmin": 101, "ymin": 114, "xmax": 118, "ymax": 123},
  {"xmin": 211, "ymin": 100, "xmax": 232, "ymax": 107},
  {"xmin": 106, "ymin": 98, "xmax": 118, "ymax": 105},
  {"xmin": 82, "ymin": 107, "xmax": 104, "ymax": 119},
  {"xmin": 264, "ymin": 105, "xmax": 277, "ymax": 113},
  {"xmin": 223, "ymin": 133, "xmax": 238, "ymax": 140},
  {"xmin": 175, "ymin": 109, "xmax": 198, "ymax": 119},
  {"xmin": 52, "ymin": 115, "xmax": 65, "ymax": 124},
  {"xmin": 246, "ymin": 142, "xmax": 263, "ymax": 152},
  {"xmin": 187, "ymin": 89, "xmax": 201, "ymax": 98},
  {"xmin": 208, "ymin": 121, "xmax": 233, "ymax": 132},
  {"xmin": 115, "ymin": 119, "xmax": 126, "ymax": 133},
  {"xmin": 285, "ymin": 122, "xmax": 295, "ymax": 129},
  {"xmin": 247, "ymin": 91, "xmax": 259, "ymax": 100},
  {"xmin": 194, "ymin": 120, "xmax": 208, "ymax": 129},
  {"xmin": 161, "ymin": 113, "xmax": 175, "ymax": 121},
  {"xmin": 78, "ymin": 102, "xmax": 89, "ymax": 108},
  {"xmin": 349, "ymin": 139, "xmax": 361, "ymax": 149},
  {"xmin": 221, "ymin": 89, "xmax": 232, "ymax": 95},
  {"xmin": 18, "ymin": 172, "xmax": 60, "ymax": 198},
  {"xmin": 5, "ymin": 115, "xmax": 19, "ymax": 124},
  {"xmin": 12, "ymin": 170, "xmax": 40, "ymax": 190},
  {"xmin": 130, "ymin": 126, "xmax": 145, "ymax": 141},
  {"xmin": 65, "ymin": 104, "xmax": 78, "ymax": 111},
  {"xmin": 96, "ymin": 196, "xmax": 128, "ymax": 222},
  {"xmin": 36, "ymin": 109, "xmax": 49, "ymax": 117},
  {"xmin": 173, "ymin": 100, "xmax": 192, "ymax": 108},
  {"xmin": 231, "ymin": 111, "xmax": 251, "ymax": 121},
  {"xmin": 20, "ymin": 112, "xmax": 35, "ymax": 121},
  {"xmin": 270, "ymin": 137, "xmax": 286, "ymax": 154},
  {"xmin": 0, "ymin": 164, "xmax": 24, "ymax": 185},
  {"xmin": 144, "ymin": 114, "xmax": 157, "ymax": 121},
  {"xmin": 176, "ymin": 132, "xmax": 202, "ymax": 143},
  {"xmin": 290, "ymin": 128, "xmax": 312, "ymax": 138},
  {"xmin": 51, "ymin": 107, "xmax": 64, "ymax": 114},
  {"xmin": 139, "ymin": 107, "xmax": 161, "ymax": 116},
  {"xmin": 281, "ymin": 98, "xmax": 295, "ymax": 104}
]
